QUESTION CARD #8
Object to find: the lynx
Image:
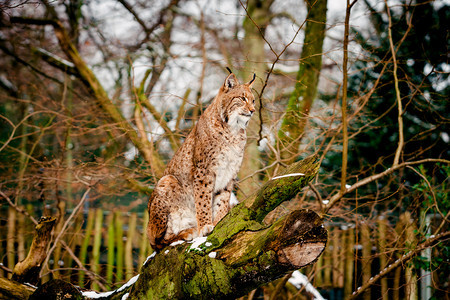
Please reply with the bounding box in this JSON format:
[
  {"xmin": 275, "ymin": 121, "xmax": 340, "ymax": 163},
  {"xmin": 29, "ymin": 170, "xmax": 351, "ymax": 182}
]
[{"xmin": 147, "ymin": 71, "xmax": 256, "ymax": 250}]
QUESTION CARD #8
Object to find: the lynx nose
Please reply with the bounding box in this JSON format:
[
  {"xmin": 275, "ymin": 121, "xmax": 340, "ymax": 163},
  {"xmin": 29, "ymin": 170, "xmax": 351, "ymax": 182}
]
[{"xmin": 249, "ymin": 107, "xmax": 255, "ymax": 114}]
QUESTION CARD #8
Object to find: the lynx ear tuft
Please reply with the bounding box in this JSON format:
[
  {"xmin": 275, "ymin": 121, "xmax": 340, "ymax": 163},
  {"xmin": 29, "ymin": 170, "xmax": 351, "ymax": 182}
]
[
  {"xmin": 247, "ymin": 73, "xmax": 256, "ymax": 88},
  {"xmin": 224, "ymin": 73, "xmax": 239, "ymax": 92}
]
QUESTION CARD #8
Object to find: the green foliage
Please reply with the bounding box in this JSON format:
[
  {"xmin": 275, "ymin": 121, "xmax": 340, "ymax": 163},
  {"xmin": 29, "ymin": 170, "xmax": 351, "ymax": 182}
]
[
  {"xmin": 413, "ymin": 242, "xmax": 449, "ymax": 299},
  {"xmin": 412, "ymin": 163, "xmax": 449, "ymax": 213},
  {"xmin": 409, "ymin": 163, "xmax": 449, "ymax": 298},
  {"xmin": 347, "ymin": 0, "xmax": 449, "ymax": 167}
]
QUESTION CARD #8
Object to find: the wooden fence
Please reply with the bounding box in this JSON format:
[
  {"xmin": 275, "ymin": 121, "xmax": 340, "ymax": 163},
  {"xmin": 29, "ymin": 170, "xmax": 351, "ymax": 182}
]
[
  {"xmin": 1, "ymin": 207, "xmax": 152, "ymax": 290},
  {"xmin": 0, "ymin": 208, "xmax": 436, "ymax": 298}
]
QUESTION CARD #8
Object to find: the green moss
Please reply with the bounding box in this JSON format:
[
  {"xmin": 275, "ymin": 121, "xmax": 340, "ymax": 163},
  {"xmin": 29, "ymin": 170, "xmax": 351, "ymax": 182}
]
[
  {"xmin": 181, "ymin": 254, "xmax": 235, "ymax": 299},
  {"xmin": 251, "ymin": 156, "xmax": 320, "ymax": 222},
  {"xmin": 207, "ymin": 205, "xmax": 263, "ymax": 248}
]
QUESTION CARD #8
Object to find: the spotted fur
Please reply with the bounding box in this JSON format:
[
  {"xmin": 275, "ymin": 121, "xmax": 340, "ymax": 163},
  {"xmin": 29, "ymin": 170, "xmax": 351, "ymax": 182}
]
[{"xmin": 147, "ymin": 72, "xmax": 255, "ymax": 250}]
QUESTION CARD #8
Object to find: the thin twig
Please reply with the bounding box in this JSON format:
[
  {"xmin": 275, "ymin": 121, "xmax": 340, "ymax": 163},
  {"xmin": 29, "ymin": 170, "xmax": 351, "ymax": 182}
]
[
  {"xmin": 59, "ymin": 240, "xmax": 108, "ymax": 291},
  {"xmin": 308, "ymin": 183, "xmax": 323, "ymax": 210},
  {"xmin": 39, "ymin": 187, "xmax": 92, "ymax": 278},
  {"xmin": 238, "ymin": 0, "xmax": 309, "ymax": 143},
  {"xmin": 0, "ymin": 263, "xmax": 13, "ymax": 274},
  {"xmin": 0, "ymin": 190, "xmax": 38, "ymax": 225},
  {"xmin": 385, "ymin": 0, "xmax": 404, "ymax": 167},
  {"xmin": 406, "ymin": 165, "xmax": 445, "ymax": 220}
]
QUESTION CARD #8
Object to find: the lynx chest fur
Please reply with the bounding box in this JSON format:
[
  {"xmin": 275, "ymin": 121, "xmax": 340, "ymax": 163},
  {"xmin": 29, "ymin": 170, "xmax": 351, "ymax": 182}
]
[
  {"xmin": 213, "ymin": 139, "xmax": 245, "ymax": 193},
  {"xmin": 147, "ymin": 72, "xmax": 256, "ymax": 250}
]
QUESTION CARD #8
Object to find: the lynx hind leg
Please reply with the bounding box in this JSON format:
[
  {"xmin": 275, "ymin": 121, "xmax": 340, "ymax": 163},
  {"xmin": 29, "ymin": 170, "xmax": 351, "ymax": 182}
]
[
  {"xmin": 147, "ymin": 175, "xmax": 196, "ymax": 250},
  {"xmin": 147, "ymin": 175, "xmax": 181, "ymax": 251},
  {"xmin": 147, "ymin": 191, "xmax": 169, "ymax": 251}
]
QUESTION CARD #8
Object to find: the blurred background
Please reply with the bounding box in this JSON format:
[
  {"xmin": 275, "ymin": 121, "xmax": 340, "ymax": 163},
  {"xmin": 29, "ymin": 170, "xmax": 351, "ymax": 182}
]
[{"xmin": 0, "ymin": 0, "xmax": 448, "ymax": 299}]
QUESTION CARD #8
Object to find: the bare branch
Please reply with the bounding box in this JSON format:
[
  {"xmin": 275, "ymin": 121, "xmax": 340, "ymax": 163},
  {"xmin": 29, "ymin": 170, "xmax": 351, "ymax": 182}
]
[
  {"xmin": 324, "ymin": 158, "xmax": 450, "ymax": 213},
  {"xmin": 0, "ymin": 190, "xmax": 38, "ymax": 225},
  {"xmin": 40, "ymin": 187, "xmax": 92, "ymax": 278},
  {"xmin": 340, "ymin": 0, "xmax": 353, "ymax": 193},
  {"xmin": 349, "ymin": 231, "xmax": 450, "ymax": 299}
]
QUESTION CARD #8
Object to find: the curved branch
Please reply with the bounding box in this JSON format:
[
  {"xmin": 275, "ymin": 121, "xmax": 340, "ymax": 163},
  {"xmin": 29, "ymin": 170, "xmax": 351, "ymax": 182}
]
[
  {"xmin": 324, "ymin": 158, "xmax": 450, "ymax": 213},
  {"xmin": 11, "ymin": 217, "xmax": 57, "ymax": 285},
  {"xmin": 349, "ymin": 231, "xmax": 450, "ymax": 299}
]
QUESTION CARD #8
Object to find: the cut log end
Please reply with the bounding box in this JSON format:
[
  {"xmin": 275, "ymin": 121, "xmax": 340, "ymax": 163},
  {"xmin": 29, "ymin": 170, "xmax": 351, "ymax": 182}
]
[
  {"xmin": 274, "ymin": 209, "xmax": 327, "ymax": 268},
  {"xmin": 278, "ymin": 242, "xmax": 326, "ymax": 268}
]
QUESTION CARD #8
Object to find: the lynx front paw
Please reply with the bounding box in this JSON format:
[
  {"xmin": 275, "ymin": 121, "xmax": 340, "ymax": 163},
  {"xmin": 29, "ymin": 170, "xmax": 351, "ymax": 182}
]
[{"xmin": 199, "ymin": 224, "xmax": 214, "ymax": 237}]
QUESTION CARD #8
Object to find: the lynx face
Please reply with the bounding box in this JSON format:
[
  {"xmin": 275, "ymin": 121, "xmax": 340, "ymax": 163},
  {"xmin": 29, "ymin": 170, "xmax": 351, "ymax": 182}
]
[{"xmin": 221, "ymin": 75, "xmax": 256, "ymax": 131}]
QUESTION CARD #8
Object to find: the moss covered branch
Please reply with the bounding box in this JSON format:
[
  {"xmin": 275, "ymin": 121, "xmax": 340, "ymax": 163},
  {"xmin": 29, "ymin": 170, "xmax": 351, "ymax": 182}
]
[{"xmin": 120, "ymin": 156, "xmax": 325, "ymax": 299}]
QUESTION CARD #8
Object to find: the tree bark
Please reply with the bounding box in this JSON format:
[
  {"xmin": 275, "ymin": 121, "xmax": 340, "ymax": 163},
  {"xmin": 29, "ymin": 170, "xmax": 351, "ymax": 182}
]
[
  {"xmin": 239, "ymin": 0, "xmax": 275, "ymax": 196},
  {"xmin": 278, "ymin": 0, "xmax": 327, "ymax": 163},
  {"xmin": 0, "ymin": 278, "xmax": 35, "ymax": 300}
]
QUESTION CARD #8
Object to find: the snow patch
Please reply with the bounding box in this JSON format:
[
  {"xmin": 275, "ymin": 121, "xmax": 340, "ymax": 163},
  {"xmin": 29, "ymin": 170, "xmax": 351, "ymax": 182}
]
[
  {"xmin": 82, "ymin": 290, "xmax": 115, "ymax": 298},
  {"xmin": 121, "ymin": 292, "xmax": 129, "ymax": 300},
  {"xmin": 170, "ymin": 240, "xmax": 185, "ymax": 246},
  {"xmin": 288, "ymin": 271, "xmax": 325, "ymax": 300},
  {"xmin": 82, "ymin": 275, "xmax": 140, "ymax": 298},
  {"xmin": 24, "ymin": 282, "xmax": 37, "ymax": 289},
  {"xmin": 272, "ymin": 173, "xmax": 305, "ymax": 180},
  {"xmin": 117, "ymin": 274, "xmax": 140, "ymax": 292},
  {"xmin": 208, "ymin": 252, "xmax": 217, "ymax": 259},
  {"xmin": 164, "ymin": 250, "xmax": 169, "ymax": 254},
  {"xmin": 229, "ymin": 193, "xmax": 239, "ymax": 207},
  {"xmin": 143, "ymin": 252, "xmax": 156, "ymax": 266},
  {"xmin": 188, "ymin": 236, "xmax": 207, "ymax": 252}
]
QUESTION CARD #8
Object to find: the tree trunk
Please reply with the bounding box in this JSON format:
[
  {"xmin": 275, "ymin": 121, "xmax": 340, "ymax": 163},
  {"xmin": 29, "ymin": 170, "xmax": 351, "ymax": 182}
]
[
  {"xmin": 129, "ymin": 209, "xmax": 325, "ymax": 300},
  {"xmin": 278, "ymin": 0, "xmax": 327, "ymax": 163},
  {"xmin": 0, "ymin": 278, "xmax": 35, "ymax": 300},
  {"xmin": 239, "ymin": 0, "xmax": 274, "ymax": 196}
]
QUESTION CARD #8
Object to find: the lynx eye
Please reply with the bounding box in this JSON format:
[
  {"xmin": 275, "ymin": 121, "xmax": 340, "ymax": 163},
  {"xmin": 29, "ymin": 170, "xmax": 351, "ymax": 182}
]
[{"xmin": 240, "ymin": 97, "xmax": 247, "ymax": 102}]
